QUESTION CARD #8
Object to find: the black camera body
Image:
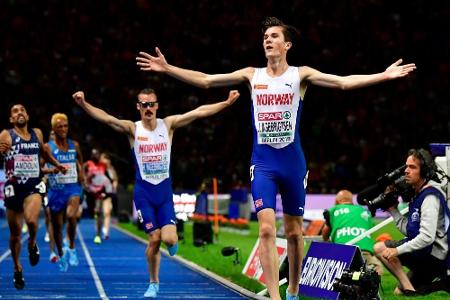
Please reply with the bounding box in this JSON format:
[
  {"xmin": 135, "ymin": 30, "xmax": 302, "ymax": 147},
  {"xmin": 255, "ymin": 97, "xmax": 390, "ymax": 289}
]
[
  {"xmin": 333, "ymin": 266, "xmax": 380, "ymax": 300},
  {"xmin": 365, "ymin": 177, "xmax": 414, "ymax": 216},
  {"xmin": 357, "ymin": 165, "xmax": 414, "ymax": 216}
]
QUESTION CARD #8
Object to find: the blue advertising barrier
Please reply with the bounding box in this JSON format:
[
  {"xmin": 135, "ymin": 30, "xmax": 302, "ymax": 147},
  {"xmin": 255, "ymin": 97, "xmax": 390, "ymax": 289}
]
[{"xmin": 299, "ymin": 241, "xmax": 363, "ymax": 299}]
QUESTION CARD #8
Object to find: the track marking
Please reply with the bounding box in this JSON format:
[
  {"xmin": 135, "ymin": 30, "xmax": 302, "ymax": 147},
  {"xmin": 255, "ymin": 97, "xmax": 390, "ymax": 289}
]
[
  {"xmin": 0, "ymin": 219, "xmax": 45, "ymax": 263},
  {"xmin": 0, "ymin": 234, "xmax": 29, "ymax": 263},
  {"xmin": 77, "ymin": 227, "xmax": 109, "ymax": 300}
]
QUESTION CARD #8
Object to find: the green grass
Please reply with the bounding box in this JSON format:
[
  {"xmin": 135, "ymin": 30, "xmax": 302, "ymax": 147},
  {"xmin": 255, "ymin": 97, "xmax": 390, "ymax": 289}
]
[{"xmin": 119, "ymin": 220, "xmax": 449, "ymax": 299}]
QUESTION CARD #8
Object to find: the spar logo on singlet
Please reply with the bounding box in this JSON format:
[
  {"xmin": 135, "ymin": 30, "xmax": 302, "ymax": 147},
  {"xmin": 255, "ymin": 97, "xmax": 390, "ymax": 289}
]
[
  {"xmin": 142, "ymin": 155, "xmax": 162, "ymax": 162},
  {"xmin": 258, "ymin": 111, "xmax": 292, "ymax": 121}
]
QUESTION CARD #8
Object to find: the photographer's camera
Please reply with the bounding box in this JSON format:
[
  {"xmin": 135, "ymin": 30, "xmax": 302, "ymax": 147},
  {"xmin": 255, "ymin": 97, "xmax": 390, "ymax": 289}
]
[
  {"xmin": 357, "ymin": 165, "xmax": 414, "ymax": 216},
  {"xmin": 333, "ymin": 266, "xmax": 380, "ymax": 299}
]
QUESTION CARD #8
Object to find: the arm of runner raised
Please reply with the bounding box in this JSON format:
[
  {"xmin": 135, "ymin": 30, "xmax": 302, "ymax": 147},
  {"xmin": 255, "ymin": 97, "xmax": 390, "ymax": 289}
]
[
  {"xmin": 136, "ymin": 47, "xmax": 252, "ymax": 88},
  {"xmin": 301, "ymin": 59, "xmax": 416, "ymax": 90},
  {"xmin": 72, "ymin": 91, "xmax": 135, "ymax": 136},
  {"xmin": 166, "ymin": 90, "xmax": 239, "ymax": 130}
]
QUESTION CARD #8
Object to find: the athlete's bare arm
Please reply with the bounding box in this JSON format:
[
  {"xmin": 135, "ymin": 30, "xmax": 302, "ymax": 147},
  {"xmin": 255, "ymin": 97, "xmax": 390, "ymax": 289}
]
[
  {"xmin": 40, "ymin": 146, "xmax": 57, "ymax": 174},
  {"xmin": 83, "ymin": 162, "xmax": 93, "ymax": 186},
  {"xmin": 35, "ymin": 128, "xmax": 67, "ymax": 173},
  {"xmin": 74, "ymin": 140, "xmax": 85, "ymax": 184},
  {"xmin": 136, "ymin": 48, "xmax": 253, "ymax": 88},
  {"xmin": 72, "ymin": 91, "xmax": 136, "ymax": 138},
  {"xmin": 301, "ymin": 59, "xmax": 416, "ymax": 90},
  {"xmin": 164, "ymin": 90, "xmax": 240, "ymax": 133},
  {"xmin": 0, "ymin": 129, "xmax": 12, "ymax": 154}
]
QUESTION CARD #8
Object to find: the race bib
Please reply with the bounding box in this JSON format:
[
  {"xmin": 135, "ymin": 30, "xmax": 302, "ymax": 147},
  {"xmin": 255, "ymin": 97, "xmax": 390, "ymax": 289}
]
[
  {"xmin": 4, "ymin": 184, "xmax": 15, "ymax": 198},
  {"xmin": 14, "ymin": 154, "xmax": 40, "ymax": 178},
  {"xmin": 55, "ymin": 162, "xmax": 78, "ymax": 184},
  {"xmin": 141, "ymin": 155, "xmax": 169, "ymax": 181},
  {"xmin": 255, "ymin": 110, "xmax": 295, "ymax": 145}
]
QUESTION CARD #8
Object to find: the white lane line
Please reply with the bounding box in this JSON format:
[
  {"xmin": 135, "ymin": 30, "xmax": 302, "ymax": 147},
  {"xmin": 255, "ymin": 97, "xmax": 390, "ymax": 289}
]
[
  {"xmin": 0, "ymin": 219, "xmax": 47, "ymax": 263},
  {"xmin": 0, "ymin": 235, "xmax": 28, "ymax": 263},
  {"xmin": 77, "ymin": 227, "xmax": 109, "ymax": 300}
]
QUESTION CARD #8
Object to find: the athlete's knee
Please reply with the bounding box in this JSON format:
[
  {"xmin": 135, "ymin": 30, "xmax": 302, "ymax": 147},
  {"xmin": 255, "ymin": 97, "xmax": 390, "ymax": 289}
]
[
  {"xmin": 149, "ymin": 230, "xmax": 162, "ymax": 244},
  {"xmin": 162, "ymin": 235, "xmax": 178, "ymax": 247},
  {"xmin": 25, "ymin": 220, "xmax": 38, "ymax": 231},
  {"xmin": 9, "ymin": 233, "xmax": 21, "ymax": 243},
  {"xmin": 66, "ymin": 209, "xmax": 77, "ymax": 220},
  {"xmin": 285, "ymin": 228, "xmax": 302, "ymax": 242},
  {"xmin": 146, "ymin": 242, "xmax": 161, "ymax": 256},
  {"xmin": 259, "ymin": 222, "xmax": 276, "ymax": 240}
]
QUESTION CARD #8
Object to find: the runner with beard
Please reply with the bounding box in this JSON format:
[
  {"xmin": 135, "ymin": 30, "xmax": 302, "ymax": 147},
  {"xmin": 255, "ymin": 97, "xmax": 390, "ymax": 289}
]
[{"xmin": 0, "ymin": 104, "xmax": 66, "ymax": 289}]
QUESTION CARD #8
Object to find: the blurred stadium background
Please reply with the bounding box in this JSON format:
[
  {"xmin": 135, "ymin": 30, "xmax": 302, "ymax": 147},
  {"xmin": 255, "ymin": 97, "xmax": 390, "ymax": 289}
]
[{"xmin": 1, "ymin": 0, "xmax": 449, "ymax": 194}]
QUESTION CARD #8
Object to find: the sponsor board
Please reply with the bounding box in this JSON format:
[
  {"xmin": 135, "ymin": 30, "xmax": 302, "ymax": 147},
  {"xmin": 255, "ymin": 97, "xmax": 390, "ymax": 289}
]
[
  {"xmin": 242, "ymin": 237, "xmax": 288, "ymax": 285},
  {"xmin": 299, "ymin": 241, "xmax": 362, "ymax": 299}
]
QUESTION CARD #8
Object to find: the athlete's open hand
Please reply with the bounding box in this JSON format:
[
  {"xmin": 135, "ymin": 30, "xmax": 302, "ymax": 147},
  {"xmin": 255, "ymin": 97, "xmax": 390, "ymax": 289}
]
[
  {"xmin": 72, "ymin": 91, "xmax": 86, "ymax": 106},
  {"xmin": 384, "ymin": 59, "xmax": 416, "ymax": 79},
  {"xmin": 136, "ymin": 47, "xmax": 168, "ymax": 72},
  {"xmin": 225, "ymin": 90, "xmax": 240, "ymax": 106}
]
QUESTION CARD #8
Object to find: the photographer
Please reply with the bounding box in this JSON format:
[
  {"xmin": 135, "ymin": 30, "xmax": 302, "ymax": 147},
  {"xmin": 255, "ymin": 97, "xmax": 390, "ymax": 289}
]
[
  {"xmin": 323, "ymin": 190, "xmax": 383, "ymax": 275},
  {"xmin": 374, "ymin": 149, "xmax": 449, "ymax": 296}
]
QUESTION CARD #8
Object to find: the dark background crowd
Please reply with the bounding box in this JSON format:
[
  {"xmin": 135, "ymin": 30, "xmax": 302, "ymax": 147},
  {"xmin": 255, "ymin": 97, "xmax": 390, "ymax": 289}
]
[{"xmin": 1, "ymin": 0, "xmax": 449, "ymax": 194}]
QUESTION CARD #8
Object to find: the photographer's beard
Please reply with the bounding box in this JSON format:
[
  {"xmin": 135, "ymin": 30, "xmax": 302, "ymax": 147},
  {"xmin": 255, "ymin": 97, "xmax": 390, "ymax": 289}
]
[{"xmin": 407, "ymin": 177, "xmax": 427, "ymax": 194}]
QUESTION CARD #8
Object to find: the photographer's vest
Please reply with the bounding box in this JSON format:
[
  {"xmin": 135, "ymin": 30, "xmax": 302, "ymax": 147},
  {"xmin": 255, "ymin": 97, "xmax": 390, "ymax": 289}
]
[
  {"xmin": 328, "ymin": 204, "xmax": 375, "ymax": 253},
  {"xmin": 406, "ymin": 186, "xmax": 450, "ymax": 269}
]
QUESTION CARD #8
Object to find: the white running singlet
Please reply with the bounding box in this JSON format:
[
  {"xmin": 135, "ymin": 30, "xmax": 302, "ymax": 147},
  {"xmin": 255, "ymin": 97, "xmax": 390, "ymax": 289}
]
[
  {"xmin": 250, "ymin": 66, "xmax": 301, "ymax": 149},
  {"xmin": 133, "ymin": 120, "xmax": 171, "ymax": 185}
]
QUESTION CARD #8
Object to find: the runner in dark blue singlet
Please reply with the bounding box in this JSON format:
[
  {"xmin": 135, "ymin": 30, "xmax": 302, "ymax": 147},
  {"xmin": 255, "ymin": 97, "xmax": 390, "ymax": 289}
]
[{"xmin": 0, "ymin": 104, "xmax": 66, "ymax": 290}]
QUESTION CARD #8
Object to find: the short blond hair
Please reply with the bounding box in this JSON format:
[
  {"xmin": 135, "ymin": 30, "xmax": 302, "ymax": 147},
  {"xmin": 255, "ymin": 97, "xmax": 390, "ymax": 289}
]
[{"xmin": 51, "ymin": 113, "xmax": 68, "ymax": 128}]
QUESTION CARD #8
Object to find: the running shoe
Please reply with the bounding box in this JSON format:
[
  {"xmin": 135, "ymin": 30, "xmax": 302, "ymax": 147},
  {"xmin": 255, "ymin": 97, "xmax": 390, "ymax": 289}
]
[
  {"xmin": 286, "ymin": 290, "xmax": 299, "ymax": 300},
  {"xmin": 68, "ymin": 248, "xmax": 79, "ymax": 266},
  {"xmin": 44, "ymin": 232, "xmax": 50, "ymax": 243},
  {"xmin": 144, "ymin": 282, "xmax": 159, "ymax": 298},
  {"xmin": 28, "ymin": 243, "xmax": 40, "ymax": 266},
  {"xmin": 58, "ymin": 251, "xmax": 69, "ymax": 272},
  {"xmin": 63, "ymin": 237, "xmax": 69, "ymax": 248},
  {"xmin": 13, "ymin": 271, "xmax": 25, "ymax": 290},
  {"xmin": 94, "ymin": 235, "xmax": 102, "ymax": 244},
  {"xmin": 22, "ymin": 224, "xmax": 28, "ymax": 233},
  {"xmin": 167, "ymin": 243, "xmax": 178, "ymax": 256},
  {"xmin": 49, "ymin": 251, "xmax": 58, "ymax": 263},
  {"xmin": 102, "ymin": 227, "xmax": 109, "ymax": 240}
]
